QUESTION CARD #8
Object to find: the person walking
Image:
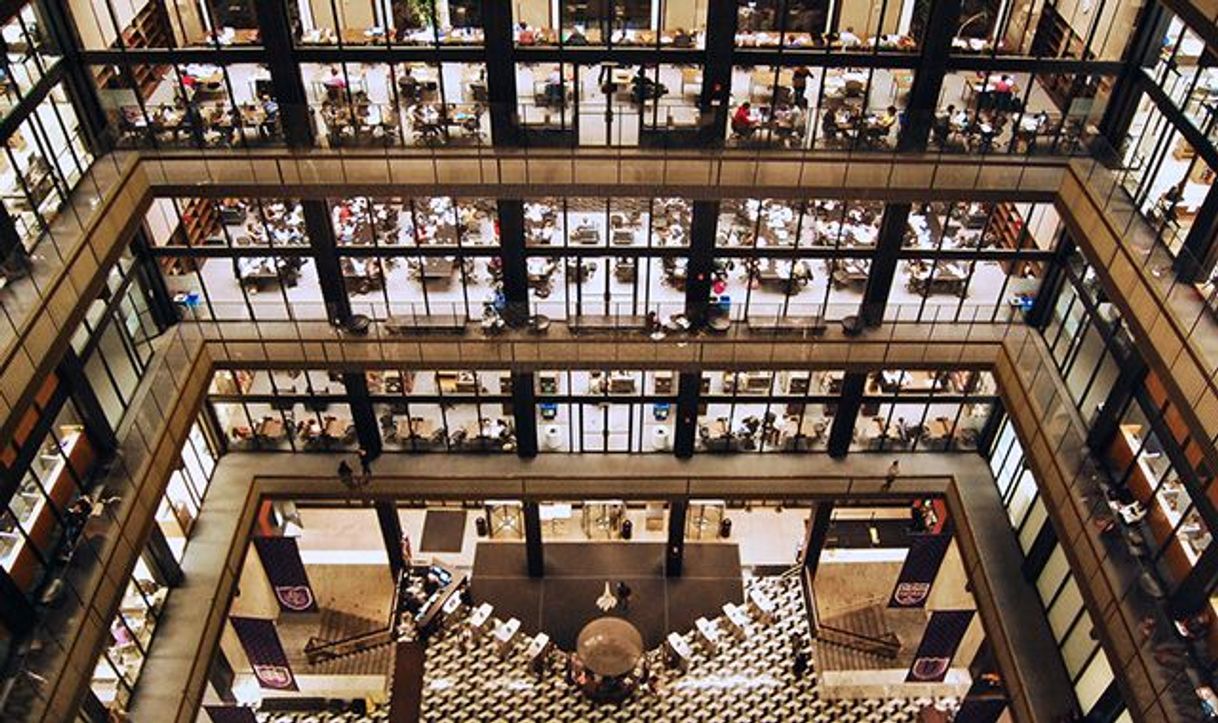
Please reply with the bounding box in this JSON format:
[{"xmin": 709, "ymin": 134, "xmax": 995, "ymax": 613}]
[
  {"xmin": 358, "ymin": 446, "xmax": 373, "ymax": 484},
  {"xmin": 883, "ymin": 459, "xmax": 901, "ymax": 491},
  {"xmin": 616, "ymin": 580, "xmax": 632, "ymax": 612},
  {"xmin": 338, "ymin": 459, "xmax": 356, "ymax": 491}
]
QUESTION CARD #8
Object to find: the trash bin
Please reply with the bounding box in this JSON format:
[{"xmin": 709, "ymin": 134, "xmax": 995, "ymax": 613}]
[
  {"xmin": 621, "ymin": 518, "xmax": 633, "ymax": 540},
  {"xmin": 475, "ymin": 516, "xmax": 489, "ymax": 537},
  {"xmin": 719, "ymin": 517, "xmax": 732, "ymax": 539},
  {"xmin": 346, "ymin": 314, "xmax": 371, "ymax": 336}
]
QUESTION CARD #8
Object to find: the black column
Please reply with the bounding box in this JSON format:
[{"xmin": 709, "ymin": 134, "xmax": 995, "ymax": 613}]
[
  {"xmin": 375, "ymin": 501, "xmax": 406, "ymax": 579},
  {"xmin": 1024, "ymin": 236, "xmax": 1075, "ymax": 329},
  {"xmin": 0, "ymin": 203, "xmax": 20, "ymax": 262},
  {"xmin": 252, "ymin": 0, "xmax": 313, "ymax": 147},
  {"xmin": 1086, "ymin": 353, "xmax": 1148, "ymax": 451},
  {"xmin": 1173, "ymin": 185, "xmax": 1218, "ymax": 282},
  {"xmin": 143, "ymin": 523, "xmax": 184, "ymax": 586},
  {"xmin": 497, "ymin": 200, "xmax": 530, "ymax": 325},
  {"xmin": 343, "ymin": 371, "xmax": 382, "ymax": 459},
  {"xmin": 302, "ymin": 200, "xmax": 350, "ymax": 323},
  {"xmin": 482, "ymin": 0, "xmax": 520, "ymax": 146},
  {"xmin": 897, "ymin": 0, "xmax": 962, "ymax": 151},
  {"xmin": 511, "ymin": 372, "xmax": 538, "ymax": 458},
  {"xmin": 860, "ymin": 203, "xmax": 910, "ymax": 327},
  {"xmin": 38, "ymin": 0, "xmax": 110, "ymax": 149},
  {"xmin": 1098, "ymin": 5, "xmax": 1166, "ymax": 149},
  {"xmin": 0, "ymin": 205, "xmax": 33, "ymax": 287},
  {"xmin": 685, "ymin": 201, "xmax": 718, "ymax": 327},
  {"xmin": 974, "ymin": 398, "xmax": 1005, "ymax": 455},
  {"xmin": 827, "ymin": 373, "xmax": 867, "ymax": 458},
  {"xmin": 673, "ymin": 370, "xmax": 700, "ymax": 459},
  {"xmin": 58, "ymin": 347, "xmax": 117, "ymax": 454},
  {"xmin": 1171, "ymin": 542, "xmax": 1218, "ymax": 618},
  {"xmin": 130, "ymin": 228, "xmax": 179, "ymax": 330},
  {"xmin": 800, "ymin": 502, "xmax": 835, "ymax": 580},
  {"xmin": 699, "ymin": 1, "xmax": 738, "ymax": 145},
  {"xmin": 523, "ymin": 500, "xmax": 543, "ymax": 578},
  {"xmin": 207, "ymin": 648, "xmax": 238, "ymax": 705},
  {"xmin": 666, "ymin": 498, "xmax": 688, "ymax": 577},
  {"xmin": 0, "ymin": 569, "xmax": 35, "ymax": 637}
]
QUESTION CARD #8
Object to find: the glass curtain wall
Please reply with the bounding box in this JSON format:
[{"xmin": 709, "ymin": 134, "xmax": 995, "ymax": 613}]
[
  {"xmin": 536, "ymin": 369, "xmax": 676, "ymax": 452},
  {"xmin": 697, "ymin": 369, "xmax": 837, "ymax": 452},
  {"xmin": 987, "ymin": 415, "xmax": 1129, "ymax": 718},
  {"xmin": 208, "ymin": 369, "xmax": 358, "ymax": 452},
  {"xmin": 370, "ymin": 368, "xmax": 516, "ymax": 453},
  {"xmin": 90, "ymin": 412, "xmax": 218, "ymax": 716}
]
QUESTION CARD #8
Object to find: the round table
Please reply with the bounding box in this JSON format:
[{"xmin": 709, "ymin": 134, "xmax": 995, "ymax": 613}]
[{"xmin": 569, "ymin": 617, "xmax": 648, "ymax": 702}]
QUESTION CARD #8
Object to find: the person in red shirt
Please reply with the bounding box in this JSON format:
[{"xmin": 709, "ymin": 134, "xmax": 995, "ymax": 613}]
[{"xmin": 732, "ymin": 102, "xmax": 758, "ymax": 137}]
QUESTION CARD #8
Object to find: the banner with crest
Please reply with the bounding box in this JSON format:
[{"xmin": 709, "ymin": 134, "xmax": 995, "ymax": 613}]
[
  {"xmin": 906, "ymin": 610, "xmax": 974, "ymax": 683},
  {"xmin": 888, "ymin": 533, "xmax": 952, "ymax": 608},
  {"xmin": 253, "ymin": 535, "xmax": 318, "ymax": 613},
  {"xmin": 230, "ymin": 616, "xmax": 298, "ymax": 691}
]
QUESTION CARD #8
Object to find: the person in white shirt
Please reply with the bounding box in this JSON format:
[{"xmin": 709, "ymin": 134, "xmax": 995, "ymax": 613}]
[{"xmin": 839, "ymin": 27, "xmax": 862, "ymax": 48}]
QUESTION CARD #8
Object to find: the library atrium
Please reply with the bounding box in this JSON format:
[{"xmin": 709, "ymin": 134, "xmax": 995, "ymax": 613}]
[{"xmin": 2, "ymin": 0, "xmax": 1218, "ymax": 722}]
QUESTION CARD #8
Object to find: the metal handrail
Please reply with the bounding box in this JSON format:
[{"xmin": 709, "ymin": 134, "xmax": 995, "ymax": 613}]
[{"xmin": 816, "ymin": 622, "xmax": 901, "ymax": 659}]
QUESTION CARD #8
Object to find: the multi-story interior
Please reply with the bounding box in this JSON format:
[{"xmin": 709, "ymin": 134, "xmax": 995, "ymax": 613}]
[{"xmin": 4, "ymin": 0, "xmax": 1218, "ymax": 721}]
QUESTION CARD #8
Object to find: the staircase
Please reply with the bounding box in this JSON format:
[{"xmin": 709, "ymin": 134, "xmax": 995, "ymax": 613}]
[
  {"xmin": 815, "ymin": 603, "xmax": 903, "ymax": 672},
  {"xmin": 300, "ymin": 609, "xmax": 395, "ymax": 676}
]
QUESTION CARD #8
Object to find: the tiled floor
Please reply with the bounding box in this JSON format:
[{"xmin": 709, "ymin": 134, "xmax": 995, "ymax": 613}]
[{"xmin": 421, "ymin": 575, "xmax": 959, "ymax": 722}]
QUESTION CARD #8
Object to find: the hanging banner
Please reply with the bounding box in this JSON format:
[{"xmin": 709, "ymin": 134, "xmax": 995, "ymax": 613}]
[
  {"xmin": 888, "ymin": 533, "xmax": 952, "ymax": 608},
  {"xmin": 906, "ymin": 610, "xmax": 975, "ymax": 683},
  {"xmin": 204, "ymin": 706, "xmax": 258, "ymax": 723},
  {"xmin": 253, "ymin": 535, "xmax": 318, "ymax": 613},
  {"xmin": 230, "ymin": 616, "xmax": 298, "ymax": 691},
  {"xmin": 953, "ymin": 698, "xmax": 1007, "ymax": 723}
]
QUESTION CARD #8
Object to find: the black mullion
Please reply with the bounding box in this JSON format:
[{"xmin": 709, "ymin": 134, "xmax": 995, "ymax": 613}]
[
  {"xmin": 216, "ymin": 64, "xmax": 251, "ymax": 150},
  {"xmin": 2, "ymin": 145, "xmax": 51, "ymax": 239},
  {"xmin": 16, "ymin": 12, "xmax": 47, "ymax": 77},
  {"xmin": 40, "ymin": 82, "xmax": 88, "ymax": 182},
  {"xmin": 386, "ymin": 63, "xmax": 405, "ymax": 145},
  {"xmin": 19, "ymin": 108, "xmax": 68, "ymax": 201}
]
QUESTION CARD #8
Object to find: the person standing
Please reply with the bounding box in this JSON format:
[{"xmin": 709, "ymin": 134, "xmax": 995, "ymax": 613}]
[
  {"xmin": 616, "ymin": 580, "xmax": 633, "ymax": 612},
  {"xmin": 338, "ymin": 459, "xmax": 356, "ymax": 491},
  {"xmin": 358, "ymin": 446, "xmax": 373, "ymax": 483},
  {"xmin": 883, "ymin": 459, "xmax": 901, "ymax": 491}
]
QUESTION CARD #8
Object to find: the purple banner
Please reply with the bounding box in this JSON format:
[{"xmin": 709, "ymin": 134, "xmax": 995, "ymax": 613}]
[
  {"xmin": 204, "ymin": 706, "xmax": 258, "ymax": 723},
  {"xmin": 907, "ymin": 610, "xmax": 975, "ymax": 683},
  {"xmin": 230, "ymin": 616, "xmax": 298, "ymax": 691},
  {"xmin": 953, "ymin": 699, "xmax": 1007, "ymax": 723},
  {"xmin": 253, "ymin": 535, "xmax": 318, "ymax": 613},
  {"xmin": 888, "ymin": 533, "xmax": 952, "ymax": 608}
]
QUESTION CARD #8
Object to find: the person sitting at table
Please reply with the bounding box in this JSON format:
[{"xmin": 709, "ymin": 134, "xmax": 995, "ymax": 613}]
[
  {"xmin": 631, "ymin": 67, "xmax": 666, "ymax": 105},
  {"xmin": 839, "ymin": 26, "xmax": 862, "ymax": 48},
  {"xmin": 260, "ymin": 95, "xmax": 279, "ymax": 132},
  {"xmin": 931, "ymin": 105, "xmax": 954, "ymax": 147},
  {"xmin": 772, "ymin": 104, "xmax": 806, "ymax": 146},
  {"xmin": 1157, "ymin": 181, "xmax": 1186, "ymax": 223},
  {"xmin": 671, "ymin": 27, "xmax": 694, "ymax": 48},
  {"xmin": 1018, "ymin": 110, "xmax": 1050, "ymax": 152},
  {"xmin": 397, "ymin": 67, "xmax": 420, "ymax": 102},
  {"xmin": 731, "ymin": 101, "xmax": 759, "ymax": 138},
  {"xmin": 566, "ymin": 25, "xmax": 589, "ymax": 45},
  {"xmin": 820, "ymin": 107, "xmax": 841, "ymax": 146},
  {"xmin": 323, "ymin": 66, "xmax": 347, "ymax": 102},
  {"xmin": 874, "ymin": 105, "xmax": 899, "ymax": 146},
  {"xmin": 517, "ymin": 21, "xmax": 537, "ymax": 45},
  {"xmin": 352, "ymin": 90, "xmax": 371, "ymax": 120},
  {"xmin": 792, "ymin": 66, "xmax": 812, "ymax": 108}
]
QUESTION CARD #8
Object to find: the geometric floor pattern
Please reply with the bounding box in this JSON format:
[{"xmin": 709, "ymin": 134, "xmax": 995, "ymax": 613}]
[{"xmin": 420, "ymin": 575, "xmax": 958, "ymax": 723}]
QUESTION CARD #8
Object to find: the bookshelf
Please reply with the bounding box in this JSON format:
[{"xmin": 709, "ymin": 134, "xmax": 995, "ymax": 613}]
[
  {"xmin": 94, "ymin": 3, "xmax": 172, "ymax": 96},
  {"xmin": 1029, "ymin": 6, "xmax": 1101, "ymax": 113},
  {"xmin": 988, "ymin": 203, "xmax": 1043, "ymax": 277}
]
